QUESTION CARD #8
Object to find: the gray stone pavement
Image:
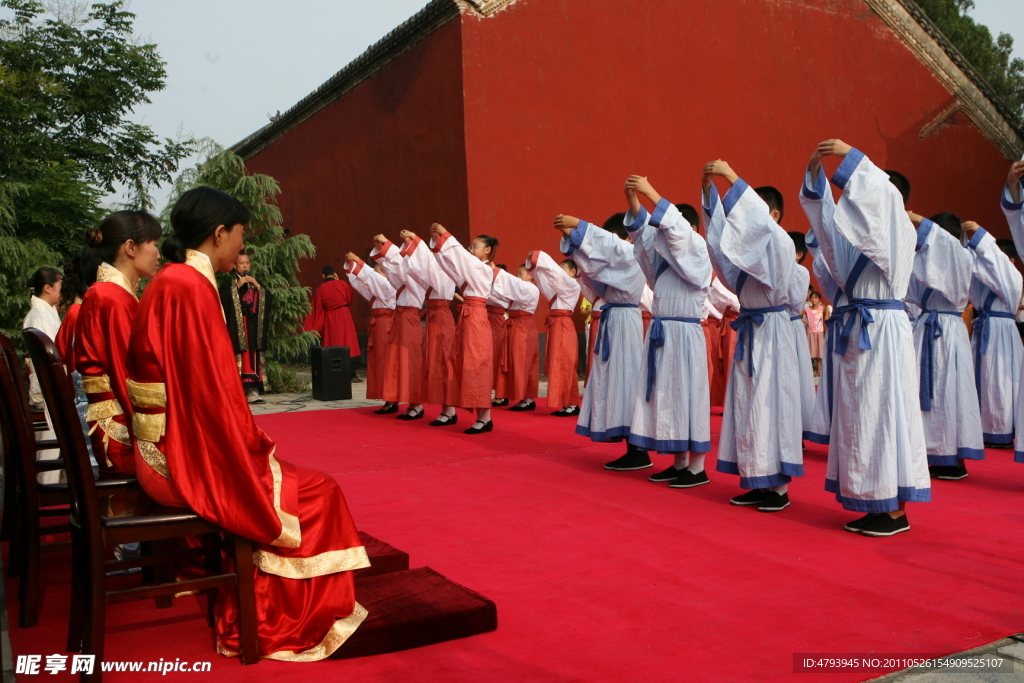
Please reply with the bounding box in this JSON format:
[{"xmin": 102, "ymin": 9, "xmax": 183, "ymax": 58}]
[{"xmin": 867, "ymin": 636, "xmax": 1024, "ymax": 682}]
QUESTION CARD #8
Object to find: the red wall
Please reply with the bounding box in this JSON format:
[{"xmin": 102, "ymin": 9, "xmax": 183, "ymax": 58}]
[
  {"xmin": 459, "ymin": 0, "xmax": 1015, "ymax": 307},
  {"xmin": 245, "ymin": 19, "xmax": 470, "ymax": 330}
]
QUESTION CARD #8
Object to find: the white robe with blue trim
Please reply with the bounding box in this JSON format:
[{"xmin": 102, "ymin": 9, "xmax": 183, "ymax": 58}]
[
  {"xmin": 1002, "ymin": 182, "xmax": 1024, "ymax": 463},
  {"xmin": 787, "ymin": 263, "xmax": 815, "ymax": 438},
  {"xmin": 561, "ymin": 222, "xmax": 646, "ymax": 442},
  {"xmin": 705, "ymin": 180, "xmax": 802, "ymax": 489},
  {"xmin": 805, "ymin": 226, "xmax": 845, "ymax": 445},
  {"xmin": 906, "ymin": 220, "xmax": 983, "ymax": 467},
  {"xmin": 798, "ymin": 150, "xmax": 929, "ymax": 513},
  {"xmin": 967, "ymin": 227, "xmax": 1022, "ymax": 446},
  {"xmin": 625, "ymin": 200, "xmax": 712, "ymax": 454}
]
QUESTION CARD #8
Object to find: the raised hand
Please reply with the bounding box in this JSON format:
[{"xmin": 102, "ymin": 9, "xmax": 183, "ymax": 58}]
[
  {"xmin": 817, "ymin": 139, "xmax": 852, "ymax": 158},
  {"xmin": 626, "ymin": 175, "xmax": 661, "ymax": 206},
  {"xmin": 1008, "ymin": 162, "xmax": 1024, "ymax": 204},
  {"xmin": 703, "ymin": 160, "xmax": 738, "ymax": 184},
  {"xmin": 430, "ymin": 223, "xmax": 447, "ymax": 237},
  {"xmin": 906, "ymin": 210, "xmax": 925, "ymax": 226},
  {"xmin": 961, "ymin": 220, "xmax": 981, "ymax": 234},
  {"xmin": 623, "ymin": 179, "xmax": 641, "ymax": 215},
  {"xmin": 554, "ymin": 214, "xmax": 579, "ymax": 236},
  {"xmin": 345, "ymin": 251, "xmax": 360, "ymax": 262},
  {"xmin": 373, "ymin": 233, "xmax": 388, "ymax": 246},
  {"xmin": 399, "ymin": 230, "xmax": 417, "ymax": 241}
]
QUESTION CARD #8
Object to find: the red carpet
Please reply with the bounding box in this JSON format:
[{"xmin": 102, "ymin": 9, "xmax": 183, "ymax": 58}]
[{"xmin": 7, "ymin": 402, "xmax": 1024, "ymax": 681}]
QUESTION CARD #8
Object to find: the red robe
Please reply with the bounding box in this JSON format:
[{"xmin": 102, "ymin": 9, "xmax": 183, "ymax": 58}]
[
  {"xmin": 506, "ymin": 310, "xmax": 539, "ymax": 403},
  {"xmin": 366, "ymin": 309, "xmax": 394, "ymax": 400},
  {"xmin": 424, "ymin": 300, "xmax": 456, "ymax": 405},
  {"xmin": 702, "ymin": 318, "xmax": 717, "ymax": 396},
  {"xmin": 452, "ymin": 298, "xmax": 493, "ymax": 408},
  {"xmin": 55, "ymin": 300, "xmax": 82, "ymax": 394},
  {"xmin": 382, "ymin": 305, "xmax": 425, "ymax": 405},
  {"xmin": 304, "ymin": 279, "xmax": 361, "ymax": 357},
  {"xmin": 127, "ymin": 251, "xmax": 368, "ymax": 661},
  {"xmin": 487, "ymin": 305, "xmax": 510, "ymax": 398},
  {"xmin": 712, "ymin": 309, "xmax": 739, "ymax": 407},
  {"xmin": 544, "ymin": 310, "xmax": 581, "ymax": 409},
  {"xmin": 75, "ymin": 266, "xmax": 137, "ymax": 474}
]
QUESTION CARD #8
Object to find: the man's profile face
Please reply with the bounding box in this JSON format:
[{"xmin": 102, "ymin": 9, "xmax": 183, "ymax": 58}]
[{"xmin": 234, "ymin": 254, "xmax": 251, "ymax": 276}]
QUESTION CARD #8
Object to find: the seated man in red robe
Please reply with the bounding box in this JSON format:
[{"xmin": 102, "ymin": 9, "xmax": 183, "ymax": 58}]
[{"xmin": 304, "ymin": 267, "xmax": 362, "ymax": 375}]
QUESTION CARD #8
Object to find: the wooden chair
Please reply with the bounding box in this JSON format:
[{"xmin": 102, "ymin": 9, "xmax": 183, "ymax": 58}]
[{"xmin": 22, "ymin": 328, "xmax": 259, "ymax": 680}]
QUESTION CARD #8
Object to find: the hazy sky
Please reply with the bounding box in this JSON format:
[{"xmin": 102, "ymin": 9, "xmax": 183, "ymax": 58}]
[{"xmin": 106, "ymin": 0, "xmax": 1024, "ymax": 206}]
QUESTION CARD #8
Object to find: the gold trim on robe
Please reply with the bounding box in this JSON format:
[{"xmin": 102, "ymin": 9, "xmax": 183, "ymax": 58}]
[
  {"xmin": 95, "ymin": 262, "xmax": 138, "ymax": 299},
  {"xmin": 216, "ymin": 602, "xmax": 369, "ymax": 662},
  {"xmin": 268, "ymin": 452, "xmax": 301, "ymax": 549},
  {"xmin": 126, "ymin": 379, "xmax": 167, "ymax": 407},
  {"xmin": 132, "ymin": 413, "xmax": 165, "ymax": 442},
  {"xmin": 85, "ymin": 399, "xmax": 123, "ymax": 423},
  {"xmin": 81, "ymin": 375, "xmax": 113, "ymax": 394},
  {"xmin": 137, "ymin": 440, "xmax": 170, "ymax": 479},
  {"xmin": 252, "ymin": 545, "xmax": 370, "ymax": 580},
  {"xmin": 185, "ymin": 249, "xmax": 227, "ymax": 322}
]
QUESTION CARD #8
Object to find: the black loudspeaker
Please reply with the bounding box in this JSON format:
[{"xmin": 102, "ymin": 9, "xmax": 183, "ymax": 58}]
[{"xmin": 310, "ymin": 346, "xmax": 352, "ymax": 401}]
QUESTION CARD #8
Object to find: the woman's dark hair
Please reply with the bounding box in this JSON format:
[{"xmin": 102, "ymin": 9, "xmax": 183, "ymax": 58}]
[
  {"xmin": 29, "ymin": 267, "xmax": 62, "ymax": 297},
  {"xmin": 80, "ymin": 210, "xmax": 163, "ymax": 285},
  {"xmin": 809, "ymin": 290, "xmax": 821, "ymax": 301},
  {"xmin": 163, "ymin": 186, "xmax": 251, "ymax": 263},
  {"xmin": 322, "ymin": 265, "xmax": 336, "ymax": 276},
  {"xmin": 473, "ymin": 234, "xmax": 499, "ymax": 259},
  {"xmin": 885, "ymin": 170, "xmax": 911, "ymax": 205},
  {"xmin": 59, "ymin": 254, "xmax": 89, "ymax": 308}
]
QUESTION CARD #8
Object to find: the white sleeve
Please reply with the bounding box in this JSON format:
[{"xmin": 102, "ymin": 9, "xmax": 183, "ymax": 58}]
[
  {"xmin": 714, "ymin": 179, "xmax": 795, "ymax": 293},
  {"xmin": 968, "ymin": 227, "xmax": 1023, "ymax": 308},
  {"xmin": 912, "ymin": 219, "xmax": 972, "ymax": 308},
  {"xmin": 649, "ymin": 199, "xmax": 712, "ymax": 289},
  {"xmin": 560, "ymin": 220, "xmax": 646, "ymax": 302},
  {"xmin": 526, "ymin": 250, "xmax": 580, "ymax": 308}
]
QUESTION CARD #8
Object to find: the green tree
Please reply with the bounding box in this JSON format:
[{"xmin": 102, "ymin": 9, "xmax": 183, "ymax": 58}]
[
  {"xmin": 916, "ymin": 0, "xmax": 1024, "ymax": 123},
  {"xmin": 164, "ymin": 143, "xmax": 318, "ymax": 392},
  {"xmin": 0, "ymin": 0, "xmax": 193, "ymax": 332}
]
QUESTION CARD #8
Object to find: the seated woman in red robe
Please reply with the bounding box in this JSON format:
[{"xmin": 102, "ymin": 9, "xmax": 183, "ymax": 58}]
[
  {"xmin": 127, "ymin": 186, "xmax": 369, "ymax": 660},
  {"xmin": 75, "ymin": 211, "xmax": 162, "ymax": 474}
]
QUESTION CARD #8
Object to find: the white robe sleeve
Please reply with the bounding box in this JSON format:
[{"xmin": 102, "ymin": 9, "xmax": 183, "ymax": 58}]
[
  {"xmin": 713, "ymin": 178, "xmax": 795, "ymax": 294},
  {"xmin": 371, "ymin": 241, "xmax": 412, "ymax": 293},
  {"xmin": 787, "ymin": 264, "xmax": 811, "ymax": 316},
  {"xmin": 968, "ymin": 227, "xmax": 1023, "ymax": 309},
  {"xmin": 347, "ymin": 260, "xmax": 397, "ymax": 307},
  {"xmin": 625, "ymin": 207, "xmax": 657, "ymax": 286},
  {"xmin": 492, "ymin": 270, "xmax": 540, "ymax": 313},
  {"xmin": 526, "ymin": 250, "xmax": 581, "ymax": 310},
  {"xmin": 1002, "ymin": 181, "xmax": 1024, "ymax": 260},
  {"xmin": 703, "ymin": 184, "xmax": 742, "ymax": 293},
  {"xmin": 911, "ymin": 219, "xmax": 972, "ymax": 309},
  {"xmin": 707, "ymin": 275, "xmax": 740, "ymax": 314},
  {"xmin": 560, "ymin": 220, "xmax": 646, "ymax": 302},
  {"xmin": 829, "ymin": 148, "xmax": 915, "ymax": 292},
  {"xmin": 799, "ymin": 169, "xmax": 843, "ymax": 291},
  {"xmin": 649, "ymin": 199, "xmax": 712, "ymax": 289},
  {"xmin": 431, "ymin": 232, "xmax": 493, "ymax": 297},
  {"xmin": 403, "ymin": 236, "xmax": 455, "ymax": 298}
]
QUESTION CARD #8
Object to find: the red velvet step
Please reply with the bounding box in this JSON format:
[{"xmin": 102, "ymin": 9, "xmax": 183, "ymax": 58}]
[
  {"xmin": 358, "ymin": 531, "xmax": 410, "ymax": 578},
  {"xmin": 333, "ymin": 567, "xmax": 497, "ymax": 658}
]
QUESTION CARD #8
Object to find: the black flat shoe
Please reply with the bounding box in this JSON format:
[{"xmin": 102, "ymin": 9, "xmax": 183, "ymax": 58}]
[
  {"xmin": 491, "ymin": 399, "xmax": 508, "ymax": 407},
  {"xmin": 396, "ymin": 408, "xmax": 424, "ymax": 421},
  {"xmin": 429, "ymin": 414, "xmax": 458, "ymax": 427},
  {"xmin": 464, "ymin": 420, "xmax": 493, "ymax": 435},
  {"xmin": 552, "ymin": 405, "xmax": 580, "ymax": 417},
  {"xmin": 374, "ymin": 403, "xmax": 399, "ymax": 414},
  {"xmin": 508, "ymin": 400, "xmax": 536, "ymax": 412}
]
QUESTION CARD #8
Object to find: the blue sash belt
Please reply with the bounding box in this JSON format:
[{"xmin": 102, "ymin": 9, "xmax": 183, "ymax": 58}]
[
  {"xmin": 646, "ymin": 316, "xmax": 701, "ymax": 400},
  {"xmin": 833, "ymin": 298, "xmax": 904, "ymax": 356},
  {"xmin": 731, "ymin": 305, "xmax": 786, "ymax": 377},
  {"xmin": 790, "ymin": 315, "xmax": 802, "ymax": 321},
  {"xmin": 919, "ymin": 309, "xmax": 962, "ymax": 411},
  {"xmin": 594, "ymin": 303, "xmax": 639, "ymax": 362}
]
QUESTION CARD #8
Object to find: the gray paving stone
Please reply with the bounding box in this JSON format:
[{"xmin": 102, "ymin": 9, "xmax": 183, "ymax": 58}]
[{"xmin": 999, "ymin": 643, "xmax": 1024, "ymax": 662}]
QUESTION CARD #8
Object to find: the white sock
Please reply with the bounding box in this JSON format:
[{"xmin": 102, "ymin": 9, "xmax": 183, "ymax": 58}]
[
  {"xmin": 772, "ymin": 484, "xmax": 788, "ymax": 494},
  {"xmin": 672, "ymin": 453, "xmax": 689, "ymax": 469},
  {"xmin": 442, "ymin": 405, "xmax": 456, "ymax": 417},
  {"xmin": 686, "ymin": 454, "xmax": 705, "ymax": 474}
]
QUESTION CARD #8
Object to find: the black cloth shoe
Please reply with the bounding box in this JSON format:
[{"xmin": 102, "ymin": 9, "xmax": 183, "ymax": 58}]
[
  {"xmin": 757, "ymin": 491, "xmax": 790, "ymax": 512},
  {"xmin": 936, "ymin": 464, "xmax": 968, "ymax": 480},
  {"xmin": 374, "ymin": 403, "xmax": 399, "ymax": 415},
  {"xmin": 843, "ymin": 513, "xmax": 882, "ymax": 533},
  {"xmin": 429, "ymin": 413, "xmax": 458, "ymax": 427},
  {"xmin": 463, "ymin": 420, "xmax": 493, "ymax": 435},
  {"xmin": 491, "ymin": 399, "xmax": 508, "ymax": 407},
  {"xmin": 603, "ymin": 451, "xmax": 652, "ymax": 471},
  {"xmin": 508, "ymin": 400, "xmax": 536, "ymax": 412},
  {"xmin": 984, "ymin": 441, "xmax": 1013, "ymax": 450},
  {"xmin": 648, "ymin": 466, "xmax": 680, "ymax": 483},
  {"xmin": 552, "ymin": 405, "xmax": 580, "ymax": 417},
  {"xmin": 860, "ymin": 513, "xmax": 910, "ymax": 537},
  {"xmin": 730, "ymin": 489, "xmax": 768, "ymax": 506},
  {"xmin": 396, "ymin": 408, "xmax": 424, "ymax": 421},
  {"xmin": 668, "ymin": 469, "xmax": 710, "ymax": 489}
]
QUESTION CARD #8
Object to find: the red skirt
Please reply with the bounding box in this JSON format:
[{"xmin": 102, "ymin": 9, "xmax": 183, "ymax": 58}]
[
  {"xmin": 451, "ymin": 297, "xmax": 493, "ymax": 408},
  {"xmin": 382, "ymin": 306, "xmax": 425, "ymax": 405},
  {"xmin": 423, "ymin": 300, "xmax": 456, "ymax": 405},
  {"xmin": 712, "ymin": 310, "xmax": 738, "ymax": 406},
  {"xmin": 365, "ymin": 308, "xmax": 394, "ymax": 400},
  {"xmin": 506, "ymin": 310, "xmax": 539, "ymax": 402},
  {"xmin": 545, "ymin": 310, "xmax": 580, "ymax": 409},
  {"xmin": 585, "ymin": 312, "xmax": 600, "ymax": 385},
  {"xmin": 487, "ymin": 305, "xmax": 509, "ymax": 398},
  {"xmin": 642, "ymin": 310, "xmax": 653, "ymax": 337}
]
